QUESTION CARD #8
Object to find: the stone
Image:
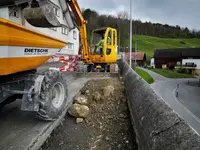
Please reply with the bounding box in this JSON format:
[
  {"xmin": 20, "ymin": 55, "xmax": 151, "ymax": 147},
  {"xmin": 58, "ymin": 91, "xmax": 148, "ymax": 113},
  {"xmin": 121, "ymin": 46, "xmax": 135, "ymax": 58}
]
[
  {"xmin": 125, "ymin": 140, "xmax": 129, "ymax": 144},
  {"xmin": 119, "ymin": 113, "xmax": 124, "ymax": 118},
  {"xmin": 105, "ymin": 137, "xmax": 109, "ymax": 141},
  {"xmin": 68, "ymin": 103, "xmax": 89, "ymax": 118},
  {"xmin": 76, "ymin": 118, "xmax": 84, "ymax": 124},
  {"xmin": 102, "ymin": 85, "xmax": 115, "ymax": 97},
  {"xmin": 121, "ymin": 98, "xmax": 127, "ymax": 102},
  {"xmin": 85, "ymin": 90, "xmax": 90, "ymax": 94},
  {"xmin": 119, "ymin": 113, "xmax": 127, "ymax": 119},
  {"xmin": 93, "ymin": 91, "xmax": 101, "ymax": 101},
  {"xmin": 74, "ymin": 95, "xmax": 88, "ymax": 105}
]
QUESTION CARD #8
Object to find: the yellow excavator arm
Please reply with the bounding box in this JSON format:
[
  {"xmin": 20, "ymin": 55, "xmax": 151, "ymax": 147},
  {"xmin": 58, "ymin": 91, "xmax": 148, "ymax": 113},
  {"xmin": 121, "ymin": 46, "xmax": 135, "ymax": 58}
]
[{"xmin": 67, "ymin": 0, "xmax": 90, "ymax": 63}]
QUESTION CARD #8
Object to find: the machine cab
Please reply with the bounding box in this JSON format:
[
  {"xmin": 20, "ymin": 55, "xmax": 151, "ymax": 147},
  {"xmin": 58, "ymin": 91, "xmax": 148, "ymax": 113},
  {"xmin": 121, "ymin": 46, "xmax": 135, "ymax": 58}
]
[{"xmin": 90, "ymin": 27, "xmax": 117, "ymax": 63}]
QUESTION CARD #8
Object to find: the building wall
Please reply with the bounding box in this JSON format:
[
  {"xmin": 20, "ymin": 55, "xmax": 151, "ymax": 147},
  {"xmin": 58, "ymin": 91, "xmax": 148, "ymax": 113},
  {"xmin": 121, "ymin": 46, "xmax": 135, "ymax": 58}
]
[
  {"xmin": 150, "ymin": 58, "xmax": 155, "ymax": 67},
  {"xmin": 195, "ymin": 69, "xmax": 200, "ymax": 75},
  {"xmin": 0, "ymin": 0, "xmax": 79, "ymax": 55},
  {"xmin": 182, "ymin": 59, "xmax": 200, "ymax": 69},
  {"xmin": 155, "ymin": 58, "xmax": 181, "ymax": 69},
  {"xmin": 0, "ymin": 7, "xmax": 9, "ymax": 19},
  {"xmin": 9, "ymin": 6, "xmax": 23, "ymax": 25}
]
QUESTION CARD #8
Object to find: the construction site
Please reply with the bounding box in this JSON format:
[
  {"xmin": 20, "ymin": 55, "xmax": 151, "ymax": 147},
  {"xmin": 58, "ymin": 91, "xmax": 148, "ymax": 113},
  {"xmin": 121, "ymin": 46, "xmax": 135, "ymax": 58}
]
[{"xmin": 0, "ymin": 0, "xmax": 200, "ymax": 150}]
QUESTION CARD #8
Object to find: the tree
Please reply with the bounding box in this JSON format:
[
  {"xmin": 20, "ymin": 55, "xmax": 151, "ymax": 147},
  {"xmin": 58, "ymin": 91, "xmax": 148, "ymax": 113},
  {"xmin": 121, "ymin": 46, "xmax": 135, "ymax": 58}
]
[{"xmin": 81, "ymin": 8, "xmax": 200, "ymax": 45}]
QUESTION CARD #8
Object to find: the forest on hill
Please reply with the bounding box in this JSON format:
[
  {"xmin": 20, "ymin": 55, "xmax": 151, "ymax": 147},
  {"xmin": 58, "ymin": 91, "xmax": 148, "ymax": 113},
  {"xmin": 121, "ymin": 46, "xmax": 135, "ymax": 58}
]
[{"xmin": 82, "ymin": 9, "xmax": 200, "ymax": 47}]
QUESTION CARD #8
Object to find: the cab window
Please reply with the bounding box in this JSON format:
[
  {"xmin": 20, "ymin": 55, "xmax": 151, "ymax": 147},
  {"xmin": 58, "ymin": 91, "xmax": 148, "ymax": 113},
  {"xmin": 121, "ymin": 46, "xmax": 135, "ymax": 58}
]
[
  {"xmin": 113, "ymin": 30, "xmax": 115, "ymax": 46},
  {"xmin": 107, "ymin": 30, "xmax": 112, "ymax": 45}
]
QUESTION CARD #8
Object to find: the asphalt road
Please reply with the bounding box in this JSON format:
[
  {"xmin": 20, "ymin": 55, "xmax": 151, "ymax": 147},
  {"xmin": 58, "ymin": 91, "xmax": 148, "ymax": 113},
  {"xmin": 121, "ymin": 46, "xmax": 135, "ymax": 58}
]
[
  {"xmin": 0, "ymin": 72, "xmax": 89, "ymax": 150},
  {"xmin": 141, "ymin": 68, "xmax": 200, "ymax": 134}
]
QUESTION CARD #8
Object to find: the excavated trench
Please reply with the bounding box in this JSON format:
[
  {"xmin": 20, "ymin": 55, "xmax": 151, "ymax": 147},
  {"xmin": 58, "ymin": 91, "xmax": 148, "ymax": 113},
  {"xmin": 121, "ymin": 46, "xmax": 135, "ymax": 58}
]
[{"xmin": 41, "ymin": 78, "xmax": 138, "ymax": 150}]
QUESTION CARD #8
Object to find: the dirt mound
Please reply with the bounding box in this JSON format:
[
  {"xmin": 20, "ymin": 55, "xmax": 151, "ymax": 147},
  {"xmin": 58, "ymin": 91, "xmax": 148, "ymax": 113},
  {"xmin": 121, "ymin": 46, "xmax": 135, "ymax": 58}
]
[{"xmin": 41, "ymin": 78, "xmax": 138, "ymax": 150}]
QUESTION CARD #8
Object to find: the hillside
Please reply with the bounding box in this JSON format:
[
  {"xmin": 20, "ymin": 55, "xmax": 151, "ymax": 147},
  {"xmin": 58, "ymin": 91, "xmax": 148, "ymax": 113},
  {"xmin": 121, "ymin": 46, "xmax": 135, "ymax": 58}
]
[{"xmin": 128, "ymin": 35, "xmax": 200, "ymax": 57}]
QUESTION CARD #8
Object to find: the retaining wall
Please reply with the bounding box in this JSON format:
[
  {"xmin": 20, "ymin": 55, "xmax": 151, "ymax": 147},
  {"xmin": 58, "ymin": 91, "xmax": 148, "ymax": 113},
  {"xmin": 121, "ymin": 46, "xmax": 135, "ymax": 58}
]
[{"xmin": 118, "ymin": 59, "xmax": 200, "ymax": 150}]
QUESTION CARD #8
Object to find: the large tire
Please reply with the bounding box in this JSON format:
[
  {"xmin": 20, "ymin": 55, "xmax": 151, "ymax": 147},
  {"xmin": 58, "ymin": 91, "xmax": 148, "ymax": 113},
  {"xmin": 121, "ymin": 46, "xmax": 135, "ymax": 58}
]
[{"xmin": 37, "ymin": 70, "xmax": 68, "ymax": 121}]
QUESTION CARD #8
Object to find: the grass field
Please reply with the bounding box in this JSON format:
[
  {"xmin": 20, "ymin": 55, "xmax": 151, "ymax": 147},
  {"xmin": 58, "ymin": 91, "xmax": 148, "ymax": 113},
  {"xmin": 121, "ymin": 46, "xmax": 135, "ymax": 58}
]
[
  {"xmin": 125, "ymin": 35, "xmax": 200, "ymax": 57},
  {"xmin": 147, "ymin": 67, "xmax": 194, "ymax": 78},
  {"xmin": 135, "ymin": 67, "xmax": 154, "ymax": 84}
]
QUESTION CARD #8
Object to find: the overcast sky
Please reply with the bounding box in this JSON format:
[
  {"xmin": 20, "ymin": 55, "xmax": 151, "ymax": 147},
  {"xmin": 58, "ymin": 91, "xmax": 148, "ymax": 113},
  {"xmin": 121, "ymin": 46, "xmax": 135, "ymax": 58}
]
[{"xmin": 78, "ymin": 0, "xmax": 200, "ymax": 30}]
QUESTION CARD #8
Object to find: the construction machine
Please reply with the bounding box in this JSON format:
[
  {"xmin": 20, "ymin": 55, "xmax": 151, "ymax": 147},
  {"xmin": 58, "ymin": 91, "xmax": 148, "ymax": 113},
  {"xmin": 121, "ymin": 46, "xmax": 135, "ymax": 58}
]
[{"xmin": 0, "ymin": 0, "xmax": 117, "ymax": 120}]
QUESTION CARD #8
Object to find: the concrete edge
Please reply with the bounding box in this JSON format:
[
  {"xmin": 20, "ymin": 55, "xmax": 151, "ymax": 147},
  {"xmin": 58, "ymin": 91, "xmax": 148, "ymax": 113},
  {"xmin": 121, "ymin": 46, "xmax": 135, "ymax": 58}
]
[
  {"xmin": 28, "ymin": 80, "xmax": 89, "ymax": 150},
  {"xmin": 118, "ymin": 59, "xmax": 200, "ymax": 150}
]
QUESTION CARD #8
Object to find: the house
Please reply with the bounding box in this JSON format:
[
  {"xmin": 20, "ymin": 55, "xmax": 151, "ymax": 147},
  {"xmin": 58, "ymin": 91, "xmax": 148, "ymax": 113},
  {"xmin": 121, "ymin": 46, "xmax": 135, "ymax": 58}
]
[
  {"xmin": 125, "ymin": 52, "xmax": 146, "ymax": 66},
  {"xmin": 150, "ymin": 58, "xmax": 155, "ymax": 68},
  {"xmin": 0, "ymin": 0, "xmax": 79, "ymax": 56},
  {"xmin": 181, "ymin": 48, "xmax": 200, "ymax": 74},
  {"xmin": 154, "ymin": 49, "xmax": 182, "ymax": 69},
  {"xmin": 154, "ymin": 48, "xmax": 200, "ymax": 74}
]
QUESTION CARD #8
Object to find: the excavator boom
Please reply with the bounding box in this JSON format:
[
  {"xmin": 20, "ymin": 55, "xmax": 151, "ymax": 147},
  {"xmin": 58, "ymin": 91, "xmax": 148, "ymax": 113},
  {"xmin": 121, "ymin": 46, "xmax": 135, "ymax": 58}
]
[{"xmin": 67, "ymin": 0, "xmax": 89, "ymax": 62}]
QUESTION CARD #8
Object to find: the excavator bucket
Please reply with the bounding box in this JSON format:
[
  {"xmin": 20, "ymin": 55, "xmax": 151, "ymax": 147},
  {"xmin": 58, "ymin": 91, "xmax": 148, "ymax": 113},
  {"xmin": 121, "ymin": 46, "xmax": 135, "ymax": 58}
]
[{"xmin": 23, "ymin": 4, "xmax": 61, "ymax": 27}]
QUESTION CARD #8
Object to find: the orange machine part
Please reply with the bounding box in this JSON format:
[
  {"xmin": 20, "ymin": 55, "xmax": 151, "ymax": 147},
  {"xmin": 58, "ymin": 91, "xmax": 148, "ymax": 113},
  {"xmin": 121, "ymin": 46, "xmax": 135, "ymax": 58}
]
[
  {"xmin": 0, "ymin": 18, "xmax": 66, "ymax": 48},
  {"xmin": 0, "ymin": 56, "xmax": 50, "ymax": 75},
  {"xmin": 0, "ymin": 18, "xmax": 67, "ymax": 75}
]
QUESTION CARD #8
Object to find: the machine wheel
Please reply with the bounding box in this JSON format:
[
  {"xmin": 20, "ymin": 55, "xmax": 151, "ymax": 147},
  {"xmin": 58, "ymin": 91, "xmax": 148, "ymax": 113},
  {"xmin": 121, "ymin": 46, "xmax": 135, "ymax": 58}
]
[
  {"xmin": 87, "ymin": 64, "xmax": 95, "ymax": 72},
  {"xmin": 87, "ymin": 65, "xmax": 92, "ymax": 72},
  {"xmin": 106, "ymin": 65, "xmax": 110, "ymax": 72},
  {"xmin": 37, "ymin": 70, "xmax": 68, "ymax": 121}
]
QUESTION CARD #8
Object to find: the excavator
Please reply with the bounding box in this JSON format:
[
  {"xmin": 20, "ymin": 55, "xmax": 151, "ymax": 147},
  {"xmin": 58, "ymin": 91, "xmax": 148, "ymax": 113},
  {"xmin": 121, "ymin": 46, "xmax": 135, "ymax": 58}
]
[{"xmin": 0, "ymin": 0, "xmax": 117, "ymax": 120}]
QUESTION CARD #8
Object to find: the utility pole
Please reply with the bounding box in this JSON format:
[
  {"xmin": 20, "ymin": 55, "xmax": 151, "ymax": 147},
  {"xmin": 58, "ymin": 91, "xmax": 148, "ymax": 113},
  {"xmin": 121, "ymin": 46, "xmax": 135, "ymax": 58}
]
[
  {"xmin": 129, "ymin": 0, "xmax": 132, "ymax": 68},
  {"xmin": 118, "ymin": 21, "xmax": 121, "ymax": 54},
  {"xmin": 135, "ymin": 40, "xmax": 137, "ymax": 65}
]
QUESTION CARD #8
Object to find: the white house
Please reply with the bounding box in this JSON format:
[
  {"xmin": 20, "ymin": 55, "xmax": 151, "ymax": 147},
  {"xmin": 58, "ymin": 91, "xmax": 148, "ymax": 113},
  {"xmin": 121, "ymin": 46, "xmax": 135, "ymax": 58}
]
[
  {"xmin": 182, "ymin": 59, "xmax": 200, "ymax": 74},
  {"xmin": 0, "ymin": 0, "xmax": 79, "ymax": 56},
  {"xmin": 150, "ymin": 58, "xmax": 155, "ymax": 68}
]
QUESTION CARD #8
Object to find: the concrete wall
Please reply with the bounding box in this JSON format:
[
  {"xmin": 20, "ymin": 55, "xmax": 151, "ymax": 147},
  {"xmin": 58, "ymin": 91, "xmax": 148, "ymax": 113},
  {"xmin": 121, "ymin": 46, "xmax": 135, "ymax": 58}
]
[{"xmin": 118, "ymin": 59, "xmax": 200, "ymax": 150}]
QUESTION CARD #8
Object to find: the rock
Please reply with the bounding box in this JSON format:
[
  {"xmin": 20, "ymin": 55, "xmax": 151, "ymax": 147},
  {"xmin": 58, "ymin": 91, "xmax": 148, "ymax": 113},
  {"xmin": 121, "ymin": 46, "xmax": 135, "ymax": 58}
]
[
  {"xmin": 59, "ymin": 141, "xmax": 64, "ymax": 145},
  {"xmin": 76, "ymin": 118, "xmax": 84, "ymax": 124},
  {"xmin": 74, "ymin": 95, "xmax": 88, "ymax": 105},
  {"xmin": 105, "ymin": 137, "xmax": 109, "ymax": 141},
  {"xmin": 121, "ymin": 98, "xmax": 127, "ymax": 102},
  {"xmin": 85, "ymin": 90, "xmax": 90, "ymax": 94},
  {"xmin": 102, "ymin": 85, "xmax": 115, "ymax": 97},
  {"xmin": 117, "ymin": 144, "xmax": 121, "ymax": 148},
  {"xmin": 93, "ymin": 91, "xmax": 101, "ymax": 101},
  {"xmin": 107, "ymin": 116, "xmax": 112, "ymax": 119},
  {"xmin": 119, "ymin": 113, "xmax": 126, "ymax": 118},
  {"xmin": 68, "ymin": 103, "xmax": 89, "ymax": 118}
]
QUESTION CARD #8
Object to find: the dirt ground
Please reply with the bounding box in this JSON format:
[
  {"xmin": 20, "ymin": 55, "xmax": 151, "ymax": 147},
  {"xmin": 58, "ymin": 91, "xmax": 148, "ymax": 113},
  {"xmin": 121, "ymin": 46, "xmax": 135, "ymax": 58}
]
[{"xmin": 41, "ymin": 78, "xmax": 138, "ymax": 150}]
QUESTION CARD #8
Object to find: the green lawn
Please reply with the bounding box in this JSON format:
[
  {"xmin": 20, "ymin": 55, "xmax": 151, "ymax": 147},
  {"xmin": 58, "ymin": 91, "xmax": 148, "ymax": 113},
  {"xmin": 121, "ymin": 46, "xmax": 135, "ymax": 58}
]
[
  {"xmin": 135, "ymin": 67, "xmax": 154, "ymax": 84},
  {"xmin": 125, "ymin": 35, "xmax": 200, "ymax": 57},
  {"xmin": 148, "ymin": 67, "xmax": 194, "ymax": 78}
]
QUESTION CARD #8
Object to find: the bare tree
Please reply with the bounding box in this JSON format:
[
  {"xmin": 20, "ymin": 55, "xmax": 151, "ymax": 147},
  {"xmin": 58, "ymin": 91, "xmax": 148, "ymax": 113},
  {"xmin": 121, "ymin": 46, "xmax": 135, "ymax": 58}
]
[{"xmin": 117, "ymin": 11, "xmax": 129, "ymax": 20}]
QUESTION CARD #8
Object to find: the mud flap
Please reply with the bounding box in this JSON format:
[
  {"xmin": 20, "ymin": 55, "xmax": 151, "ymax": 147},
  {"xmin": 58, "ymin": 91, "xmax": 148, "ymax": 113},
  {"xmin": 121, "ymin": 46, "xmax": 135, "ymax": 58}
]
[{"xmin": 21, "ymin": 75, "xmax": 44, "ymax": 111}]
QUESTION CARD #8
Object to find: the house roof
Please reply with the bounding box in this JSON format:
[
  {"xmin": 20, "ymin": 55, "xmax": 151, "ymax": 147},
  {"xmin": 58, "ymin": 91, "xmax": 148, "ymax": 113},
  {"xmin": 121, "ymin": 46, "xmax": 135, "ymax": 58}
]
[
  {"xmin": 154, "ymin": 50, "xmax": 181, "ymax": 58},
  {"xmin": 154, "ymin": 48, "xmax": 200, "ymax": 58},
  {"xmin": 125, "ymin": 52, "xmax": 146, "ymax": 61},
  {"xmin": 181, "ymin": 48, "xmax": 200, "ymax": 57}
]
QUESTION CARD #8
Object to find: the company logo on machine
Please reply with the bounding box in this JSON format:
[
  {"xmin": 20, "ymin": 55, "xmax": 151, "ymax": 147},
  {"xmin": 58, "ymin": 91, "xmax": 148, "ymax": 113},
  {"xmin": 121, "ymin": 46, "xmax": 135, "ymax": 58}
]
[{"xmin": 24, "ymin": 48, "xmax": 48, "ymax": 55}]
